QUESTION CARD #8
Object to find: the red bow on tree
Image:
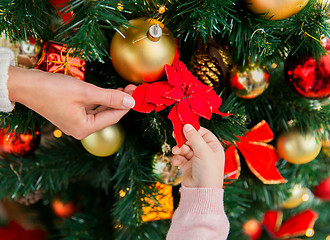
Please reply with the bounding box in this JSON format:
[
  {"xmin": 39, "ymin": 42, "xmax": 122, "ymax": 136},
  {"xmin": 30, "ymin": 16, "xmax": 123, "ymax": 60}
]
[
  {"xmin": 0, "ymin": 221, "xmax": 47, "ymax": 240},
  {"xmin": 49, "ymin": 0, "xmax": 74, "ymax": 24},
  {"xmin": 262, "ymin": 210, "xmax": 318, "ymax": 239},
  {"xmin": 133, "ymin": 52, "xmax": 229, "ymax": 147},
  {"xmin": 224, "ymin": 120, "xmax": 286, "ymax": 184}
]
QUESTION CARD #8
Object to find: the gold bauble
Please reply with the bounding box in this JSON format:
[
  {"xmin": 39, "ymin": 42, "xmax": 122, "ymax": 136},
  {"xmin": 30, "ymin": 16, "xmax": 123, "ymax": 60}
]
[
  {"xmin": 277, "ymin": 129, "xmax": 322, "ymax": 164},
  {"xmin": 230, "ymin": 63, "xmax": 269, "ymax": 99},
  {"xmin": 110, "ymin": 18, "xmax": 176, "ymax": 84},
  {"xmin": 244, "ymin": 0, "xmax": 309, "ymax": 20},
  {"xmin": 81, "ymin": 123, "xmax": 125, "ymax": 157},
  {"xmin": 153, "ymin": 153, "xmax": 182, "ymax": 186},
  {"xmin": 282, "ymin": 185, "xmax": 308, "ymax": 209}
]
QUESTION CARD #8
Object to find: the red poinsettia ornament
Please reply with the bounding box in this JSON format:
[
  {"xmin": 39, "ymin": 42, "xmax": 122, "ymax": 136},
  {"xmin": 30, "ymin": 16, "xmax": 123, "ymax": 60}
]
[
  {"xmin": 133, "ymin": 52, "xmax": 229, "ymax": 147},
  {"xmin": 224, "ymin": 120, "xmax": 286, "ymax": 184}
]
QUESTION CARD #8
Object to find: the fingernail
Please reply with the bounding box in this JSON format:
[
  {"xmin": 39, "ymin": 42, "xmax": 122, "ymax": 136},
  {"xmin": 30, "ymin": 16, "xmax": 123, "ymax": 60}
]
[
  {"xmin": 183, "ymin": 124, "xmax": 194, "ymax": 132},
  {"xmin": 123, "ymin": 96, "xmax": 135, "ymax": 108}
]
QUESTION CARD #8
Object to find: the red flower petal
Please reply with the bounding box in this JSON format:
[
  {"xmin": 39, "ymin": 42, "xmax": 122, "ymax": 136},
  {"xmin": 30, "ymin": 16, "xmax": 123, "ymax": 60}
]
[
  {"xmin": 165, "ymin": 64, "xmax": 182, "ymax": 88},
  {"xmin": 188, "ymin": 96, "xmax": 213, "ymax": 120},
  {"xmin": 168, "ymin": 106, "xmax": 185, "ymax": 147},
  {"xmin": 132, "ymin": 83, "xmax": 156, "ymax": 113},
  {"xmin": 177, "ymin": 99, "xmax": 200, "ymax": 125},
  {"xmin": 168, "ymin": 105, "xmax": 200, "ymax": 147},
  {"xmin": 163, "ymin": 86, "xmax": 185, "ymax": 101},
  {"xmin": 145, "ymin": 81, "xmax": 175, "ymax": 107}
]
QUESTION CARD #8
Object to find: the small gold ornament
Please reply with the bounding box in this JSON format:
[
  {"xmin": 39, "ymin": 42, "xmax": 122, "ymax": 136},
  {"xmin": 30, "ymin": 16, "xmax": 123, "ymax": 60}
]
[
  {"xmin": 230, "ymin": 63, "xmax": 269, "ymax": 99},
  {"xmin": 153, "ymin": 153, "xmax": 182, "ymax": 186},
  {"xmin": 244, "ymin": 0, "xmax": 309, "ymax": 20},
  {"xmin": 276, "ymin": 128, "xmax": 322, "ymax": 164},
  {"xmin": 110, "ymin": 18, "xmax": 176, "ymax": 84},
  {"xmin": 81, "ymin": 123, "xmax": 125, "ymax": 157},
  {"xmin": 282, "ymin": 185, "xmax": 309, "ymax": 209}
]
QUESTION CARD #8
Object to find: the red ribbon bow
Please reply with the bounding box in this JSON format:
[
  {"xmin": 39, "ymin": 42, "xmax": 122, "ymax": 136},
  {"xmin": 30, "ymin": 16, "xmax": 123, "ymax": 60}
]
[
  {"xmin": 224, "ymin": 120, "xmax": 286, "ymax": 184},
  {"xmin": 262, "ymin": 210, "xmax": 319, "ymax": 239},
  {"xmin": 0, "ymin": 221, "xmax": 47, "ymax": 240},
  {"xmin": 133, "ymin": 52, "xmax": 229, "ymax": 147}
]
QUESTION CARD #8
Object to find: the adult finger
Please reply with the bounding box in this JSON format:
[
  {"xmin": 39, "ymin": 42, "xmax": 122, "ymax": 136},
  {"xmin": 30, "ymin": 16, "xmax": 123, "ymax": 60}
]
[
  {"xmin": 183, "ymin": 124, "xmax": 211, "ymax": 158},
  {"xmin": 124, "ymin": 84, "xmax": 137, "ymax": 95},
  {"xmin": 85, "ymin": 85, "xmax": 135, "ymax": 109},
  {"xmin": 86, "ymin": 108, "xmax": 130, "ymax": 133}
]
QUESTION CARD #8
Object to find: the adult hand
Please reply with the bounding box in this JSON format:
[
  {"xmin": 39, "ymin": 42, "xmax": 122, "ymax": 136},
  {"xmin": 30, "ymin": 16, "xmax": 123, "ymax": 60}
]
[
  {"xmin": 8, "ymin": 66, "xmax": 136, "ymax": 139},
  {"xmin": 171, "ymin": 124, "xmax": 225, "ymax": 188}
]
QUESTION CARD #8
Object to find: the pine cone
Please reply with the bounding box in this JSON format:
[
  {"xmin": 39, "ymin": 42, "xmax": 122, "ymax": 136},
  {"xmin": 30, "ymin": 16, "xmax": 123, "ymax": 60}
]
[
  {"xmin": 190, "ymin": 52, "xmax": 222, "ymax": 87},
  {"xmin": 16, "ymin": 190, "xmax": 42, "ymax": 206}
]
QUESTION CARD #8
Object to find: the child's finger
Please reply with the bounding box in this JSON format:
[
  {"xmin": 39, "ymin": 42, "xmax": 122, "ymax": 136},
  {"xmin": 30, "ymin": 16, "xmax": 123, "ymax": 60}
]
[
  {"xmin": 171, "ymin": 155, "xmax": 188, "ymax": 167},
  {"xmin": 198, "ymin": 127, "xmax": 224, "ymax": 153},
  {"xmin": 183, "ymin": 124, "xmax": 211, "ymax": 158},
  {"xmin": 172, "ymin": 144, "xmax": 194, "ymax": 160}
]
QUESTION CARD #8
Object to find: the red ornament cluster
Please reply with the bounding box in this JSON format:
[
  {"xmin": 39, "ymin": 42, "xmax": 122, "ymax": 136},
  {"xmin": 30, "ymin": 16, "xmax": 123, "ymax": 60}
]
[
  {"xmin": 285, "ymin": 40, "xmax": 330, "ymax": 99},
  {"xmin": 0, "ymin": 128, "xmax": 40, "ymax": 156},
  {"xmin": 133, "ymin": 52, "xmax": 229, "ymax": 147}
]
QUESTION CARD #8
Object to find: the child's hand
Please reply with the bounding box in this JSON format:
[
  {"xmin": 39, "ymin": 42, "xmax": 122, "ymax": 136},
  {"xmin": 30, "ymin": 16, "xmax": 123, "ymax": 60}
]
[
  {"xmin": 8, "ymin": 66, "xmax": 136, "ymax": 140},
  {"xmin": 171, "ymin": 124, "xmax": 225, "ymax": 188}
]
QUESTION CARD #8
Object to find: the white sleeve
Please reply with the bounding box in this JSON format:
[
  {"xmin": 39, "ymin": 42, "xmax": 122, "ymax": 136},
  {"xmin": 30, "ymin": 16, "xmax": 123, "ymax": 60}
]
[{"xmin": 0, "ymin": 47, "xmax": 15, "ymax": 112}]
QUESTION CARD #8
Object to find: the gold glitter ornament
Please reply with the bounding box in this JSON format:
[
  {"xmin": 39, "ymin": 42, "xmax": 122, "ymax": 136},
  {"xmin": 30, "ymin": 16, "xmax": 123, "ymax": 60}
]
[
  {"xmin": 153, "ymin": 153, "xmax": 182, "ymax": 186},
  {"xmin": 276, "ymin": 128, "xmax": 322, "ymax": 164}
]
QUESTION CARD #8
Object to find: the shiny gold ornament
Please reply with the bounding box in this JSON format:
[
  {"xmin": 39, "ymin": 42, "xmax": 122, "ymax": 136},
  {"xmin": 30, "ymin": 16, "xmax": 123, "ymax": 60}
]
[
  {"xmin": 282, "ymin": 185, "xmax": 308, "ymax": 209},
  {"xmin": 153, "ymin": 153, "xmax": 182, "ymax": 186},
  {"xmin": 81, "ymin": 123, "xmax": 125, "ymax": 157},
  {"xmin": 244, "ymin": 0, "xmax": 309, "ymax": 20},
  {"xmin": 110, "ymin": 18, "xmax": 176, "ymax": 84},
  {"xmin": 277, "ymin": 128, "xmax": 322, "ymax": 164},
  {"xmin": 230, "ymin": 63, "xmax": 269, "ymax": 99}
]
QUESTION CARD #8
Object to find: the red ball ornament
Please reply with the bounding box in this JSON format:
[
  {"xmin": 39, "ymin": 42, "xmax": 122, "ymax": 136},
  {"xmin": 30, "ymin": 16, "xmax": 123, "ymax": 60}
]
[
  {"xmin": 285, "ymin": 46, "xmax": 330, "ymax": 99},
  {"xmin": 51, "ymin": 199, "xmax": 77, "ymax": 218},
  {"xmin": 0, "ymin": 127, "xmax": 40, "ymax": 156},
  {"xmin": 243, "ymin": 219, "xmax": 262, "ymax": 240},
  {"xmin": 313, "ymin": 177, "xmax": 330, "ymax": 201}
]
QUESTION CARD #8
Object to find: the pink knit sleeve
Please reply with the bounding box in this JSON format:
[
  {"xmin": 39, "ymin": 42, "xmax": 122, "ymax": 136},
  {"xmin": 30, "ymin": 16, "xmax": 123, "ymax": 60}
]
[{"xmin": 166, "ymin": 187, "xmax": 230, "ymax": 240}]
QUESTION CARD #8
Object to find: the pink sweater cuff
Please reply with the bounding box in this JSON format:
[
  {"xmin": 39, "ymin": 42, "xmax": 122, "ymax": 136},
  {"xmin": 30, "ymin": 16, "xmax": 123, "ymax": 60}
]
[{"xmin": 177, "ymin": 187, "xmax": 225, "ymax": 215}]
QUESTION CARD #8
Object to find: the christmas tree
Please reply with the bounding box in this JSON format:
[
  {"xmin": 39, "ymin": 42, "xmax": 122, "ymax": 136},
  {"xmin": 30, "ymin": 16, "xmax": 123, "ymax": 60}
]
[{"xmin": 0, "ymin": 0, "xmax": 330, "ymax": 239}]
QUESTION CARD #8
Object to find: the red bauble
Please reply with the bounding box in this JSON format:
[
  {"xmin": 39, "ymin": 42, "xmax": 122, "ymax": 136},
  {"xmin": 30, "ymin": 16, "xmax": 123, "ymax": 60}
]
[
  {"xmin": 313, "ymin": 177, "xmax": 330, "ymax": 201},
  {"xmin": 51, "ymin": 199, "xmax": 77, "ymax": 218},
  {"xmin": 243, "ymin": 219, "xmax": 262, "ymax": 240},
  {"xmin": 0, "ymin": 128, "xmax": 40, "ymax": 156},
  {"xmin": 285, "ymin": 50, "xmax": 330, "ymax": 99}
]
